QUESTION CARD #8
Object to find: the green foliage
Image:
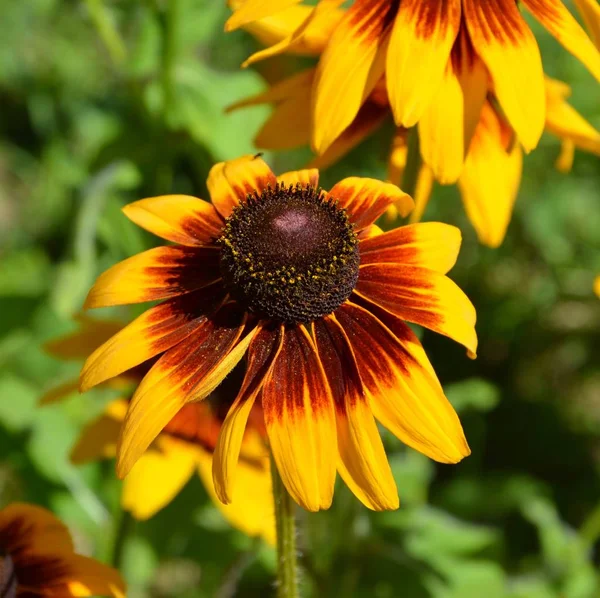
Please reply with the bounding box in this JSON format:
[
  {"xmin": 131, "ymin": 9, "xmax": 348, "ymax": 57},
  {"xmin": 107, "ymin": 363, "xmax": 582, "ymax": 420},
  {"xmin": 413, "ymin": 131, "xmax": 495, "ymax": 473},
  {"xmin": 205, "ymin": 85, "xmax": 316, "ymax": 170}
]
[{"xmin": 0, "ymin": 0, "xmax": 599, "ymax": 597}]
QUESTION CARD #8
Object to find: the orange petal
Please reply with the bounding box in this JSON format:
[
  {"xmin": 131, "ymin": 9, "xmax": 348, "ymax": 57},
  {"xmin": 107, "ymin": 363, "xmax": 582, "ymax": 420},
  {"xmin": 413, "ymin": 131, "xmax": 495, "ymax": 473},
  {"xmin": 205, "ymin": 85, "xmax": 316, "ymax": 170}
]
[
  {"xmin": 464, "ymin": 0, "xmax": 545, "ymax": 152},
  {"xmin": 313, "ymin": 317, "xmax": 398, "ymax": 510},
  {"xmin": 80, "ymin": 286, "xmax": 224, "ymax": 392},
  {"xmin": 359, "ymin": 222, "xmax": 462, "ymax": 274},
  {"xmin": 121, "ymin": 437, "xmax": 197, "ymax": 520},
  {"xmin": 386, "ymin": 0, "xmax": 461, "ymax": 127},
  {"xmin": 116, "ymin": 305, "xmax": 257, "ymax": 478},
  {"xmin": 0, "ymin": 503, "xmax": 74, "ymax": 555},
  {"xmin": 84, "ymin": 246, "xmax": 221, "ymax": 309},
  {"xmin": 226, "ymin": 0, "xmax": 302, "ymax": 32},
  {"xmin": 122, "ymin": 195, "xmax": 223, "ymax": 246},
  {"xmin": 70, "ymin": 400, "xmax": 127, "ymax": 464},
  {"xmin": 55, "ymin": 554, "xmax": 126, "ymax": 598},
  {"xmin": 355, "ymin": 263, "xmax": 477, "ymax": 355},
  {"xmin": 206, "ymin": 155, "xmax": 277, "ymax": 220},
  {"xmin": 213, "ymin": 324, "xmax": 283, "ymax": 504},
  {"xmin": 523, "ymin": 0, "xmax": 600, "ymax": 81},
  {"xmin": 324, "ymin": 177, "xmax": 413, "ymax": 231},
  {"xmin": 277, "ymin": 169, "xmax": 319, "ymax": 188},
  {"xmin": 336, "ymin": 302, "xmax": 470, "ymax": 463},
  {"xmin": 262, "ymin": 325, "xmax": 337, "ymax": 512},
  {"xmin": 458, "ymin": 102, "xmax": 523, "ymax": 248},
  {"xmin": 312, "ymin": 0, "xmax": 394, "ymax": 153}
]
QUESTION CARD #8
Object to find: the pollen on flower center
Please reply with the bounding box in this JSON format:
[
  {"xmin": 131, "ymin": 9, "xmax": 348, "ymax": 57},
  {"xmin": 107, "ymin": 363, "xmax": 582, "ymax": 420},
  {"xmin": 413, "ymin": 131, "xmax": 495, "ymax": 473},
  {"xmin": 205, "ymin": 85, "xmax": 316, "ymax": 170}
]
[{"xmin": 219, "ymin": 183, "xmax": 359, "ymax": 324}]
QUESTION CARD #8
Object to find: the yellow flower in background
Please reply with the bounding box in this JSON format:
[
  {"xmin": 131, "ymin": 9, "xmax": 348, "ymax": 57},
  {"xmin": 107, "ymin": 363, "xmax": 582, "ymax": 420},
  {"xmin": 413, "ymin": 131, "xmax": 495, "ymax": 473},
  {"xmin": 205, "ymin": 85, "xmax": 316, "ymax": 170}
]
[
  {"xmin": 44, "ymin": 318, "xmax": 275, "ymax": 543},
  {"xmin": 228, "ymin": 12, "xmax": 600, "ymax": 247},
  {"xmin": 79, "ymin": 155, "xmax": 476, "ymax": 512},
  {"xmin": 594, "ymin": 276, "xmax": 600, "ymax": 298},
  {"xmin": 228, "ymin": 0, "xmax": 600, "ymax": 168},
  {"xmin": 0, "ymin": 503, "xmax": 125, "ymax": 597}
]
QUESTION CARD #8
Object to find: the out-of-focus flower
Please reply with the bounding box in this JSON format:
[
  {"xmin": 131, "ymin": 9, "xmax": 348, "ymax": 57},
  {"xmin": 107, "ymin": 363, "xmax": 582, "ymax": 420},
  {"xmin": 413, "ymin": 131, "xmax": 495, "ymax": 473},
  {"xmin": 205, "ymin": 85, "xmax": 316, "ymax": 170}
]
[
  {"xmin": 594, "ymin": 276, "xmax": 600, "ymax": 298},
  {"xmin": 0, "ymin": 503, "xmax": 126, "ymax": 597},
  {"xmin": 79, "ymin": 156, "xmax": 476, "ymax": 512},
  {"xmin": 44, "ymin": 318, "xmax": 275, "ymax": 543},
  {"xmin": 228, "ymin": 0, "xmax": 600, "ymax": 169},
  {"xmin": 230, "ymin": 66, "xmax": 599, "ymax": 247}
]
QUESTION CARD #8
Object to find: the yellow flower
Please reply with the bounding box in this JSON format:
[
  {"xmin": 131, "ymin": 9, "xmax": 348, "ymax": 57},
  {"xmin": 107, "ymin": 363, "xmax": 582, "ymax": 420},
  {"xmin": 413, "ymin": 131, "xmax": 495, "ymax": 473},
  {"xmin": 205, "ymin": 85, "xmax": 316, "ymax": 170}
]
[
  {"xmin": 228, "ymin": 0, "xmax": 599, "ymax": 167},
  {"xmin": 80, "ymin": 155, "xmax": 476, "ymax": 512},
  {"xmin": 0, "ymin": 503, "xmax": 125, "ymax": 597},
  {"xmin": 43, "ymin": 318, "xmax": 275, "ymax": 543},
  {"xmin": 230, "ymin": 67, "xmax": 599, "ymax": 247},
  {"xmin": 594, "ymin": 276, "xmax": 600, "ymax": 298}
]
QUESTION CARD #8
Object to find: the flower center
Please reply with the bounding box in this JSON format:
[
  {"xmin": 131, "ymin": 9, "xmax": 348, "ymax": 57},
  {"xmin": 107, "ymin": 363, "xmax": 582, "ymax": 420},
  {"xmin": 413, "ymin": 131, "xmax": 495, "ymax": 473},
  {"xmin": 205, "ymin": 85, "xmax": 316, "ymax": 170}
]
[
  {"xmin": 219, "ymin": 183, "xmax": 359, "ymax": 324},
  {"xmin": 0, "ymin": 554, "xmax": 17, "ymax": 598}
]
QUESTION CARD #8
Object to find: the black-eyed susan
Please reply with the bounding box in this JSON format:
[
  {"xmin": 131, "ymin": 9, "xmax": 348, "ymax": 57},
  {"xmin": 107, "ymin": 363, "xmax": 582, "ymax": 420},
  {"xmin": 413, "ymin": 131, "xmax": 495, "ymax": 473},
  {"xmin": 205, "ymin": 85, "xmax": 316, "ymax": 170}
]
[
  {"xmin": 44, "ymin": 319, "xmax": 275, "ymax": 543},
  {"xmin": 80, "ymin": 155, "xmax": 476, "ymax": 512},
  {"xmin": 0, "ymin": 503, "xmax": 125, "ymax": 597},
  {"xmin": 228, "ymin": 0, "xmax": 600, "ymax": 181},
  {"xmin": 231, "ymin": 68, "xmax": 600, "ymax": 248}
]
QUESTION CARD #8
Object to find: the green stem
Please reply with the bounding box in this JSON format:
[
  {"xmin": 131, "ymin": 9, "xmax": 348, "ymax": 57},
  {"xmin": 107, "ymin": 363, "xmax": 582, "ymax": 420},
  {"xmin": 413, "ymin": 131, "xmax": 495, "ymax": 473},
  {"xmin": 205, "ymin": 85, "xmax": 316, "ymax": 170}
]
[
  {"xmin": 111, "ymin": 509, "xmax": 133, "ymax": 569},
  {"xmin": 84, "ymin": 0, "xmax": 127, "ymax": 66},
  {"xmin": 270, "ymin": 454, "xmax": 300, "ymax": 598},
  {"xmin": 401, "ymin": 128, "xmax": 421, "ymax": 200}
]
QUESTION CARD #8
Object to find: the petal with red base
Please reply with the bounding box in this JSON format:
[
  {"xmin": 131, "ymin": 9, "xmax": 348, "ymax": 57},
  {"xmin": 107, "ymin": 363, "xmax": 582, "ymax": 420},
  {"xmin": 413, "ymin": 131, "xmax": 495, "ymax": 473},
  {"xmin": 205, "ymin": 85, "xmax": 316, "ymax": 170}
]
[
  {"xmin": 122, "ymin": 195, "xmax": 223, "ymax": 246},
  {"xmin": 84, "ymin": 246, "xmax": 221, "ymax": 309},
  {"xmin": 324, "ymin": 177, "xmax": 413, "ymax": 232},
  {"xmin": 313, "ymin": 316, "xmax": 398, "ymax": 510},
  {"xmin": 262, "ymin": 325, "xmax": 337, "ymax": 512},
  {"xmin": 116, "ymin": 305, "xmax": 258, "ymax": 478},
  {"xmin": 335, "ymin": 302, "xmax": 470, "ymax": 464},
  {"xmin": 355, "ymin": 263, "xmax": 477, "ymax": 355}
]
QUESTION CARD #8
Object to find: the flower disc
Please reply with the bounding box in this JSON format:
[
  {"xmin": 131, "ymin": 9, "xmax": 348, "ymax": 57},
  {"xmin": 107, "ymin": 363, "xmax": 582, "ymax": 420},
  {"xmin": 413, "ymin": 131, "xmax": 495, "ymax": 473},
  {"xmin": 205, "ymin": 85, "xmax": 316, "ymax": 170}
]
[{"xmin": 219, "ymin": 183, "xmax": 359, "ymax": 324}]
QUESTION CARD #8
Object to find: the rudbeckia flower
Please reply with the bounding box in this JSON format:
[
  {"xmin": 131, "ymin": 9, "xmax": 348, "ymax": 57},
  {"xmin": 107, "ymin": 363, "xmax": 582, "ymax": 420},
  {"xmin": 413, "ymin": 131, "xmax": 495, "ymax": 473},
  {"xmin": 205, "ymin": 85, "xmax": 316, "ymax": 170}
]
[
  {"xmin": 228, "ymin": 0, "xmax": 600, "ymax": 180},
  {"xmin": 230, "ymin": 69, "xmax": 600, "ymax": 247},
  {"xmin": 0, "ymin": 503, "xmax": 125, "ymax": 597},
  {"xmin": 43, "ymin": 318, "xmax": 275, "ymax": 543},
  {"xmin": 80, "ymin": 155, "xmax": 476, "ymax": 512}
]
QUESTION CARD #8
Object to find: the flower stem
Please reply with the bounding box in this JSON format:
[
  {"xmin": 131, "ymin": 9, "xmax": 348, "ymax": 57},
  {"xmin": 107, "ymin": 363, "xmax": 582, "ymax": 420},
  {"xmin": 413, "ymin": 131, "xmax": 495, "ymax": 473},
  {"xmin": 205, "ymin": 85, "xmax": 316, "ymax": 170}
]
[
  {"xmin": 111, "ymin": 509, "xmax": 133, "ymax": 569},
  {"xmin": 84, "ymin": 0, "xmax": 127, "ymax": 67},
  {"xmin": 270, "ymin": 454, "xmax": 300, "ymax": 598}
]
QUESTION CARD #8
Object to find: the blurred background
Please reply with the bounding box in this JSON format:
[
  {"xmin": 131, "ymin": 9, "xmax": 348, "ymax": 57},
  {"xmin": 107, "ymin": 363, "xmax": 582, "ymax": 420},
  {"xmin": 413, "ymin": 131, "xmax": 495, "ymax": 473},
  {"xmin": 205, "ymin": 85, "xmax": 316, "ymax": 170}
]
[{"xmin": 1, "ymin": 0, "xmax": 599, "ymax": 596}]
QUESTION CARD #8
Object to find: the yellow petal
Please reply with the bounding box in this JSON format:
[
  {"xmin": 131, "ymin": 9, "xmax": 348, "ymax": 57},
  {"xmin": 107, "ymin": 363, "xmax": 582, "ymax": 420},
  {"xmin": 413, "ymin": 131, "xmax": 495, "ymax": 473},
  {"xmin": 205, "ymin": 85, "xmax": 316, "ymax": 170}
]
[
  {"xmin": 226, "ymin": 0, "xmax": 302, "ymax": 32},
  {"xmin": 84, "ymin": 246, "xmax": 220, "ymax": 309},
  {"xmin": 313, "ymin": 317, "xmax": 398, "ymax": 510},
  {"xmin": 122, "ymin": 437, "xmax": 197, "ymax": 520},
  {"xmin": 312, "ymin": 0, "xmax": 392, "ymax": 153},
  {"xmin": 594, "ymin": 276, "xmax": 600, "ymax": 298},
  {"xmin": 116, "ymin": 307, "xmax": 257, "ymax": 478},
  {"xmin": 262, "ymin": 325, "xmax": 337, "ymax": 512},
  {"xmin": 213, "ymin": 324, "xmax": 283, "ymax": 504},
  {"xmin": 122, "ymin": 195, "xmax": 223, "ymax": 246},
  {"xmin": 355, "ymin": 263, "xmax": 478, "ymax": 356},
  {"xmin": 359, "ymin": 222, "xmax": 462, "ymax": 274},
  {"xmin": 464, "ymin": 0, "xmax": 545, "ymax": 152},
  {"xmin": 70, "ymin": 400, "xmax": 127, "ymax": 464},
  {"xmin": 59, "ymin": 555, "xmax": 126, "ymax": 598},
  {"xmin": 574, "ymin": 0, "xmax": 600, "ymax": 50},
  {"xmin": 207, "ymin": 155, "xmax": 277, "ymax": 220},
  {"xmin": 458, "ymin": 102, "xmax": 523, "ymax": 248},
  {"xmin": 243, "ymin": 0, "xmax": 344, "ymax": 67},
  {"xmin": 199, "ymin": 442, "xmax": 275, "ymax": 545},
  {"xmin": 336, "ymin": 302, "xmax": 470, "ymax": 464},
  {"xmin": 523, "ymin": 0, "xmax": 600, "ymax": 81},
  {"xmin": 386, "ymin": 0, "xmax": 461, "ymax": 127}
]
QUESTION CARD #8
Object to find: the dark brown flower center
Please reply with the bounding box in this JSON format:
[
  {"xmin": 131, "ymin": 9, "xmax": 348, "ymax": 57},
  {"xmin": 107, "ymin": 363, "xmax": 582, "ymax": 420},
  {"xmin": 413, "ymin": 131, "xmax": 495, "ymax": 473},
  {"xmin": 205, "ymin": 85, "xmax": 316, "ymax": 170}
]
[
  {"xmin": 219, "ymin": 183, "xmax": 359, "ymax": 324},
  {"xmin": 0, "ymin": 554, "xmax": 17, "ymax": 598}
]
